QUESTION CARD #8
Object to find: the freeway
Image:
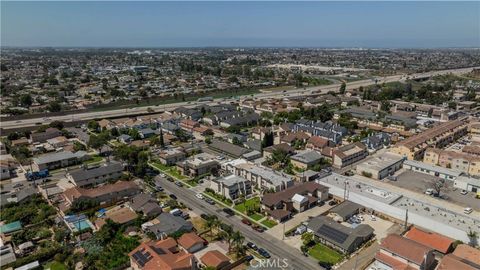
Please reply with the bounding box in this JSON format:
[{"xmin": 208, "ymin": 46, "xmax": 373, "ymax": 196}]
[
  {"xmin": 2, "ymin": 66, "xmax": 477, "ymax": 130},
  {"xmin": 156, "ymin": 175, "xmax": 322, "ymax": 270}
]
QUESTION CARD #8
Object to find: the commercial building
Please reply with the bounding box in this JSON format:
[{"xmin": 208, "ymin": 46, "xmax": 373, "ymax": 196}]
[
  {"xmin": 290, "ymin": 150, "xmax": 323, "ymax": 169},
  {"xmin": 356, "ymin": 152, "xmax": 404, "ymax": 179},
  {"xmin": 307, "ymin": 216, "xmax": 374, "ymax": 254},
  {"xmin": 210, "ymin": 174, "xmax": 252, "ymax": 201},
  {"xmin": 33, "ymin": 151, "xmax": 89, "ymax": 170},
  {"xmin": 374, "ymin": 234, "xmax": 435, "ymax": 270},
  {"xmin": 129, "ymin": 237, "xmax": 196, "ymax": 270},
  {"xmin": 403, "ymin": 160, "xmax": 462, "ymax": 181},
  {"xmin": 66, "ymin": 162, "xmax": 124, "ymax": 187},
  {"xmin": 333, "ymin": 142, "xmax": 368, "ymax": 168},
  {"xmin": 423, "ymin": 148, "xmax": 480, "ymax": 176},
  {"xmin": 453, "ymin": 175, "xmax": 480, "ymax": 193},
  {"xmin": 262, "ymin": 182, "xmax": 329, "ymax": 222},
  {"xmin": 390, "ymin": 119, "xmax": 468, "ymax": 160}
]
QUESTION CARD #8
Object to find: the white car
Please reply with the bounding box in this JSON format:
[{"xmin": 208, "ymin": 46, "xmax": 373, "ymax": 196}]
[
  {"xmin": 370, "ymin": 215, "xmax": 376, "ymax": 221},
  {"xmin": 464, "ymin": 207, "xmax": 473, "ymax": 214},
  {"xmin": 460, "ymin": 190, "xmax": 468, "ymax": 195},
  {"xmin": 425, "ymin": 188, "xmax": 434, "ymax": 195},
  {"xmin": 196, "ymin": 193, "xmax": 204, "ymax": 200}
]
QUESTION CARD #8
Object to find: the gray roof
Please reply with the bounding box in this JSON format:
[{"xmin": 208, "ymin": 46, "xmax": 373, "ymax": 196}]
[
  {"xmin": 130, "ymin": 193, "xmax": 156, "ymax": 211},
  {"xmin": 209, "ymin": 139, "xmax": 252, "ymax": 158},
  {"xmin": 403, "ymin": 160, "xmax": 462, "ymax": 178},
  {"xmin": 68, "ymin": 162, "xmax": 123, "ymax": 182},
  {"xmin": 291, "ymin": 150, "xmax": 323, "ymax": 164},
  {"xmin": 307, "ymin": 216, "xmax": 374, "ymax": 252},
  {"xmin": 33, "ymin": 151, "xmax": 87, "ymax": 165},
  {"xmin": 330, "ymin": 200, "xmax": 363, "ymax": 219},
  {"xmin": 148, "ymin": 213, "xmax": 193, "ymax": 237},
  {"xmin": 214, "ymin": 174, "xmax": 249, "ymax": 187}
]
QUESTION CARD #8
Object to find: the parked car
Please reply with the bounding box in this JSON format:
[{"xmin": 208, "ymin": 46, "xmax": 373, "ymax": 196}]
[
  {"xmin": 205, "ymin": 198, "xmax": 215, "ymax": 205},
  {"xmin": 245, "ymin": 255, "xmax": 254, "ymax": 261},
  {"xmin": 241, "ymin": 218, "xmax": 252, "ymax": 226},
  {"xmin": 258, "ymin": 248, "xmax": 271, "ymax": 258},
  {"xmin": 181, "ymin": 212, "xmax": 190, "ymax": 219},
  {"xmin": 196, "ymin": 193, "xmax": 204, "ymax": 200},
  {"xmin": 246, "ymin": 242, "xmax": 257, "ymax": 250},
  {"xmin": 464, "ymin": 207, "xmax": 473, "ymax": 214},
  {"xmin": 200, "ymin": 214, "xmax": 210, "ymax": 220},
  {"xmin": 461, "ymin": 190, "xmax": 468, "ymax": 195},
  {"xmin": 169, "ymin": 194, "xmax": 178, "ymax": 200},
  {"xmin": 252, "ymin": 225, "xmax": 264, "ymax": 232},
  {"xmin": 425, "ymin": 188, "xmax": 434, "ymax": 195},
  {"xmin": 223, "ymin": 208, "xmax": 235, "ymax": 216},
  {"xmin": 328, "ymin": 200, "xmax": 337, "ymax": 206},
  {"xmin": 175, "ymin": 181, "xmax": 183, "ymax": 187}
]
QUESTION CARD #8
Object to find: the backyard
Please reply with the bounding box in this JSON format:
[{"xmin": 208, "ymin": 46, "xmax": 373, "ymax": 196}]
[
  {"xmin": 261, "ymin": 219, "xmax": 278, "ymax": 228},
  {"xmin": 308, "ymin": 243, "xmax": 343, "ymax": 265},
  {"xmin": 83, "ymin": 155, "xmax": 103, "ymax": 165}
]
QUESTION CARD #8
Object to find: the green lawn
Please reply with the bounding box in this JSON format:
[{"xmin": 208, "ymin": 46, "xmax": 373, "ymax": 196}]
[
  {"xmin": 150, "ymin": 162, "xmax": 188, "ymax": 180},
  {"xmin": 308, "ymin": 243, "xmax": 343, "ymax": 265},
  {"xmin": 234, "ymin": 197, "xmax": 260, "ymax": 213},
  {"xmin": 44, "ymin": 261, "xmax": 67, "ymax": 270},
  {"xmin": 261, "ymin": 219, "xmax": 278, "ymax": 228},
  {"xmin": 203, "ymin": 191, "xmax": 233, "ymax": 206},
  {"xmin": 249, "ymin": 213, "xmax": 264, "ymax": 221},
  {"xmin": 84, "ymin": 155, "xmax": 103, "ymax": 165}
]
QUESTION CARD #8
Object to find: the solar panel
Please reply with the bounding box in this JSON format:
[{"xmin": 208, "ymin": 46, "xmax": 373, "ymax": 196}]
[
  {"xmin": 318, "ymin": 225, "xmax": 348, "ymax": 244},
  {"xmin": 133, "ymin": 250, "xmax": 152, "ymax": 267}
]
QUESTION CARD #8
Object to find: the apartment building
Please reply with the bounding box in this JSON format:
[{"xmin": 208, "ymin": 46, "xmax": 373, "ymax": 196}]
[
  {"xmin": 224, "ymin": 159, "xmax": 293, "ymax": 192},
  {"xmin": 332, "ymin": 142, "xmax": 368, "ymax": 168},
  {"xmin": 391, "ymin": 119, "xmax": 468, "ymax": 160},
  {"xmin": 66, "ymin": 162, "xmax": 124, "ymax": 187},
  {"xmin": 210, "ymin": 174, "xmax": 252, "ymax": 201},
  {"xmin": 293, "ymin": 120, "xmax": 347, "ymax": 145},
  {"xmin": 33, "ymin": 151, "xmax": 89, "ymax": 170},
  {"xmin": 158, "ymin": 148, "xmax": 186, "ymax": 166},
  {"xmin": 423, "ymin": 148, "xmax": 480, "ymax": 176},
  {"xmin": 176, "ymin": 153, "xmax": 219, "ymax": 177}
]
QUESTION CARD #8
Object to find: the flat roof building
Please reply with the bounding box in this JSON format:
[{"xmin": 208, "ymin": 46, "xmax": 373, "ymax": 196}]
[{"xmin": 356, "ymin": 152, "xmax": 404, "ymax": 179}]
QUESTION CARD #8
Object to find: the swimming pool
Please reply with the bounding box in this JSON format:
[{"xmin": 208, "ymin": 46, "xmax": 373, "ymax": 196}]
[{"xmin": 73, "ymin": 220, "xmax": 92, "ymax": 231}]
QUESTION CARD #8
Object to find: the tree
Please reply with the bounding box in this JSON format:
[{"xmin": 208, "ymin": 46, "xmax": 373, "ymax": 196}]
[
  {"xmin": 232, "ymin": 136, "xmax": 242, "ymax": 146},
  {"xmin": 429, "ymin": 179, "xmax": 446, "ymax": 196},
  {"xmin": 339, "ymin": 82, "xmax": 346, "ymax": 94},
  {"xmin": 205, "ymin": 216, "xmax": 220, "ymax": 239},
  {"xmin": 48, "ymin": 101, "xmax": 61, "ymax": 112},
  {"xmin": 49, "ymin": 121, "xmax": 64, "ymax": 130},
  {"xmin": 467, "ymin": 230, "xmax": 478, "ymax": 247},
  {"xmin": 159, "ymin": 130, "xmax": 165, "ymax": 148},
  {"xmin": 261, "ymin": 132, "xmax": 274, "ymax": 148},
  {"xmin": 232, "ymin": 231, "xmax": 245, "ymax": 254},
  {"xmin": 20, "ymin": 94, "xmax": 33, "ymax": 107},
  {"xmin": 87, "ymin": 120, "xmax": 100, "ymax": 132}
]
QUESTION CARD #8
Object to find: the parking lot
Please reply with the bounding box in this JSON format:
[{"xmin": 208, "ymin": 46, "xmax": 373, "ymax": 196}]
[{"xmin": 390, "ymin": 170, "xmax": 480, "ymax": 210}]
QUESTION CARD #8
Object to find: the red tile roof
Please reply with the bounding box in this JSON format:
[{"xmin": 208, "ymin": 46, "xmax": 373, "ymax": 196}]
[
  {"xmin": 453, "ymin": 244, "xmax": 480, "ymax": 266},
  {"xmin": 436, "ymin": 254, "xmax": 477, "ymax": 270},
  {"xmin": 404, "ymin": 227, "xmax": 453, "ymax": 254},
  {"xmin": 128, "ymin": 238, "xmax": 194, "ymax": 270},
  {"xmin": 375, "ymin": 252, "xmax": 417, "ymax": 270},
  {"xmin": 177, "ymin": 232, "xmax": 204, "ymax": 250},
  {"xmin": 380, "ymin": 234, "xmax": 433, "ymax": 266},
  {"xmin": 200, "ymin": 250, "xmax": 230, "ymax": 268}
]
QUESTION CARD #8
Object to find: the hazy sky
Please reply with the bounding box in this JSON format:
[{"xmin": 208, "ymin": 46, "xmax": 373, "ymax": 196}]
[{"xmin": 1, "ymin": 1, "xmax": 479, "ymax": 48}]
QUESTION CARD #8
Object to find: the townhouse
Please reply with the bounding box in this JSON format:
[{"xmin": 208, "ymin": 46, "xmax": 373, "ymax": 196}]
[
  {"xmin": 332, "ymin": 142, "xmax": 368, "ymax": 168},
  {"xmin": 423, "ymin": 148, "xmax": 480, "ymax": 176}
]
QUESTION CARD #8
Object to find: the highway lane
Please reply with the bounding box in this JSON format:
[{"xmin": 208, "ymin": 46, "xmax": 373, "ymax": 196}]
[
  {"xmin": 156, "ymin": 176, "xmax": 322, "ymax": 270},
  {"xmin": 3, "ymin": 66, "xmax": 477, "ymax": 130}
]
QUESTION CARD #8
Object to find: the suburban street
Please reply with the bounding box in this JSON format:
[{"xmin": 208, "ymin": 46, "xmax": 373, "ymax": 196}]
[
  {"xmin": 155, "ymin": 175, "xmax": 323, "ymax": 270},
  {"xmin": 2, "ymin": 66, "xmax": 477, "ymax": 130}
]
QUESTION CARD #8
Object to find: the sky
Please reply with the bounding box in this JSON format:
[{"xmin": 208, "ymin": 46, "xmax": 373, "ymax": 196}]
[{"xmin": 1, "ymin": 1, "xmax": 479, "ymax": 48}]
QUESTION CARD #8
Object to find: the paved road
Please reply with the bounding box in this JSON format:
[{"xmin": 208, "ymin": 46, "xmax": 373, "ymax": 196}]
[
  {"xmin": 3, "ymin": 67, "xmax": 477, "ymax": 130},
  {"xmin": 156, "ymin": 175, "xmax": 322, "ymax": 270}
]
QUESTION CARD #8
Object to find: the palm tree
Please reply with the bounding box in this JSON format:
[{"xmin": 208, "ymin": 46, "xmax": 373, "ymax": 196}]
[
  {"xmin": 232, "ymin": 231, "xmax": 245, "ymax": 254},
  {"xmin": 467, "ymin": 230, "xmax": 478, "ymax": 247},
  {"xmin": 205, "ymin": 216, "xmax": 218, "ymax": 239}
]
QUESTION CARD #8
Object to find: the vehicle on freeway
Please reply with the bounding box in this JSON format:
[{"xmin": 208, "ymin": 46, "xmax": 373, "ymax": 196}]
[
  {"xmin": 196, "ymin": 193, "xmax": 204, "ymax": 200},
  {"xmin": 241, "ymin": 218, "xmax": 252, "ymax": 226},
  {"xmin": 155, "ymin": 185, "xmax": 164, "ymax": 192},
  {"xmin": 205, "ymin": 198, "xmax": 215, "ymax": 205},
  {"xmin": 461, "ymin": 190, "xmax": 468, "ymax": 195},
  {"xmin": 169, "ymin": 194, "xmax": 178, "ymax": 200},
  {"xmin": 175, "ymin": 181, "xmax": 183, "ymax": 187},
  {"xmin": 223, "ymin": 208, "xmax": 235, "ymax": 216},
  {"xmin": 246, "ymin": 242, "xmax": 257, "ymax": 250},
  {"xmin": 258, "ymin": 248, "xmax": 271, "ymax": 258}
]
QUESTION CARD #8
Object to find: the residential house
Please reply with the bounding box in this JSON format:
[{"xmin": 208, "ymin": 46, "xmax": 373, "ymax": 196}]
[
  {"xmin": 30, "ymin": 128, "xmax": 62, "ymax": 143},
  {"xmin": 33, "ymin": 151, "xmax": 89, "ymax": 170},
  {"xmin": 200, "ymin": 250, "xmax": 230, "ymax": 269},
  {"xmin": 262, "ymin": 182, "xmax": 329, "ymax": 222},
  {"xmin": 177, "ymin": 232, "xmax": 205, "ymax": 253},
  {"xmin": 129, "ymin": 193, "xmax": 163, "ymax": 218},
  {"xmin": 129, "ymin": 237, "xmax": 196, "ymax": 270},
  {"xmin": 361, "ymin": 132, "xmax": 391, "ymax": 152},
  {"xmin": 404, "ymin": 227, "xmax": 454, "ymax": 254},
  {"xmin": 94, "ymin": 205, "xmax": 138, "ymax": 229},
  {"xmin": 142, "ymin": 213, "xmax": 193, "ymax": 240},
  {"xmin": 307, "ymin": 216, "xmax": 374, "ymax": 254},
  {"xmin": 374, "ymin": 234, "xmax": 435, "ymax": 270}
]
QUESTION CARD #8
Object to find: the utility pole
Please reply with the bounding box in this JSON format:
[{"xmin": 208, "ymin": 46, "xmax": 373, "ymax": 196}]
[{"xmin": 404, "ymin": 209, "xmax": 409, "ymax": 230}]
